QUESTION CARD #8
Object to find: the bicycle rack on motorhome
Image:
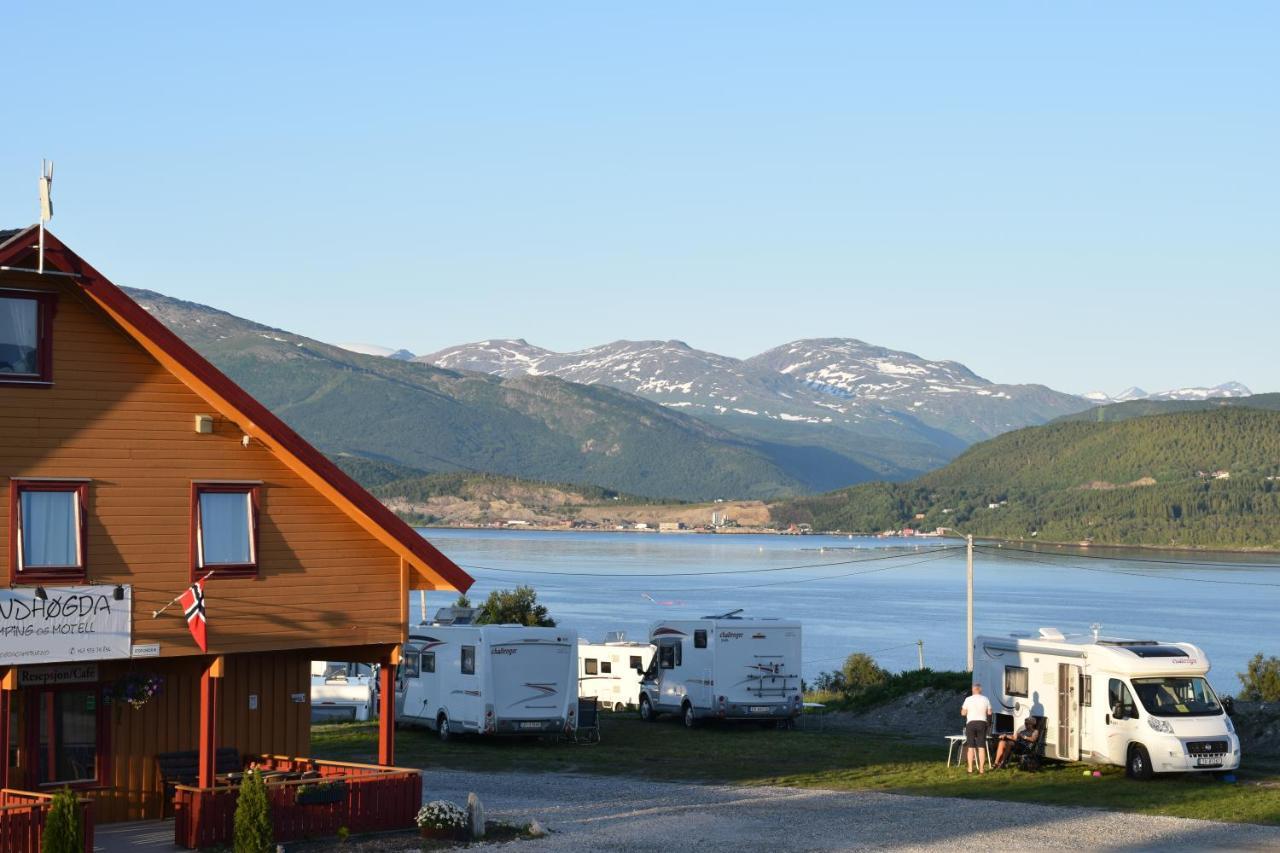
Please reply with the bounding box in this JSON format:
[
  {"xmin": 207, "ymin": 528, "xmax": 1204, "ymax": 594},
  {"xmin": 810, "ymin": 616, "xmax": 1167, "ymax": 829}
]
[{"xmin": 639, "ymin": 610, "xmax": 802, "ymax": 727}]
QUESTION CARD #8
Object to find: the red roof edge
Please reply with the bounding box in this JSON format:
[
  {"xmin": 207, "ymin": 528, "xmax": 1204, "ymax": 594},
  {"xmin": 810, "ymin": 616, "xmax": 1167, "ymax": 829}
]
[{"xmin": 0, "ymin": 226, "xmax": 473, "ymax": 593}]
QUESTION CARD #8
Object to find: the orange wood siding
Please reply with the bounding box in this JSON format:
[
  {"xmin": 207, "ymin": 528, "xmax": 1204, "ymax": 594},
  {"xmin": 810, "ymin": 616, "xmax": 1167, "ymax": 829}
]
[
  {"xmin": 0, "ymin": 277, "xmax": 406, "ymax": 657},
  {"xmin": 79, "ymin": 654, "xmax": 311, "ymax": 822}
]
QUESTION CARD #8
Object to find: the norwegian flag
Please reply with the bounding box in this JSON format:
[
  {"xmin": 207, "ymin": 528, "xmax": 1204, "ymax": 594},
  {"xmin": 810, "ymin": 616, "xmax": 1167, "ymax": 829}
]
[{"xmin": 178, "ymin": 578, "xmax": 208, "ymax": 652}]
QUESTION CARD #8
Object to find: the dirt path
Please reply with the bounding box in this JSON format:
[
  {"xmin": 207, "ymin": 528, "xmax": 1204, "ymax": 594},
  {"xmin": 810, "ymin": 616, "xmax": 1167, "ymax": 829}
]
[{"xmin": 408, "ymin": 768, "xmax": 1280, "ymax": 852}]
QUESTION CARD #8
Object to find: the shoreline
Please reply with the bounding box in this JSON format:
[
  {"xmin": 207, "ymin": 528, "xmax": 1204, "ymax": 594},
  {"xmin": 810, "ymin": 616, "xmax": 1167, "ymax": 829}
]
[{"xmin": 408, "ymin": 523, "xmax": 1280, "ymax": 556}]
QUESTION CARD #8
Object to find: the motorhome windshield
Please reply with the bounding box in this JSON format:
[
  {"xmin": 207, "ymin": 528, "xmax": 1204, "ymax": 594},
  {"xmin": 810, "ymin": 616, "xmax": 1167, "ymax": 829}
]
[{"xmin": 1131, "ymin": 676, "xmax": 1222, "ymax": 717}]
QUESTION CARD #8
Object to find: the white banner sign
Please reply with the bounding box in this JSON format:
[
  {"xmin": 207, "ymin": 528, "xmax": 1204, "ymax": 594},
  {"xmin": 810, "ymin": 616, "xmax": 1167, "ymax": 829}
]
[{"xmin": 0, "ymin": 585, "xmax": 132, "ymax": 666}]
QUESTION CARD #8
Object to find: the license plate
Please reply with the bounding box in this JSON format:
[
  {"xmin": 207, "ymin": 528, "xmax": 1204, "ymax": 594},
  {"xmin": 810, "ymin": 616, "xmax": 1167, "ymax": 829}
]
[
  {"xmin": 749, "ymin": 706, "xmax": 771, "ymax": 714},
  {"xmin": 1196, "ymin": 757, "xmax": 1221, "ymax": 767},
  {"xmin": 519, "ymin": 721, "xmax": 543, "ymax": 730}
]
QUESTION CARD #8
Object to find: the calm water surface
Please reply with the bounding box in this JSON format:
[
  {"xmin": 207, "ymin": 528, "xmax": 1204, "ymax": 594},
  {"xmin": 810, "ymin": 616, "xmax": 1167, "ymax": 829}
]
[{"xmin": 413, "ymin": 529, "xmax": 1280, "ymax": 693}]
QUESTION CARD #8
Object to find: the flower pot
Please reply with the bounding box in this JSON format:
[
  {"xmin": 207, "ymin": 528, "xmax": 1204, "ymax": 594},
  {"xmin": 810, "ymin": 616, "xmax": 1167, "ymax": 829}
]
[{"xmin": 419, "ymin": 825, "xmax": 466, "ymax": 841}]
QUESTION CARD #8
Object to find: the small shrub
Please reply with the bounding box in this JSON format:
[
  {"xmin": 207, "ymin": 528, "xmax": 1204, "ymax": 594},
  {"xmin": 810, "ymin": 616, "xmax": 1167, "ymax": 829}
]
[
  {"xmin": 811, "ymin": 670, "xmax": 847, "ymax": 693},
  {"xmin": 1238, "ymin": 652, "xmax": 1280, "ymax": 702},
  {"xmin": 337, "ymin": 826, "xmax": 350, "ymax": 843},
  {"xmin": 842, "ymin": 653, "xmax": 890, "ymax": 691},
  {"xmin": 40, "ymin": 788, "xmax": 82, "ymax": 853},
  {"xmin": 233, "ymin": 769, "xmax": 274, "ymax": 853}
]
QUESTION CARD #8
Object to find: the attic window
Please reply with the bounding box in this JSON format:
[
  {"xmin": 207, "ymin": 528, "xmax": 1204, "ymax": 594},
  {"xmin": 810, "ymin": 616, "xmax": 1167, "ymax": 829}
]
[
  {"xmin": 0, "ymin": 290, "xmax": 56, "ymax": 386},
  {"xmin": 192, "ymin": 484, "xmax": 259, "ymax": 579}
]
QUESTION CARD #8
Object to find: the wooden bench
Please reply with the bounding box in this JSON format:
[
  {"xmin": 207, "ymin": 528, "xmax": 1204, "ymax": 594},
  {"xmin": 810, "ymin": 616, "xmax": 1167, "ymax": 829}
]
[{"xmin": 155, "ymin": 749, "xmax": 242, "ymax": 815}]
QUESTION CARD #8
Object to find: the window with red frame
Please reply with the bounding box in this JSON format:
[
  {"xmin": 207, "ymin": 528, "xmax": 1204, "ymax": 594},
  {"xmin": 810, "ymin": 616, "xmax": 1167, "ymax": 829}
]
[
  {"xmin": 0, "ymin": 289, "xmax": 56, "ymax": 386},
  {"xmin": 9, "ymin": 480, "xmax": 88, "ymax": 583},
  {"xmin": 192, "ymin": 484, "xmax": 259, "ymax": 579}
]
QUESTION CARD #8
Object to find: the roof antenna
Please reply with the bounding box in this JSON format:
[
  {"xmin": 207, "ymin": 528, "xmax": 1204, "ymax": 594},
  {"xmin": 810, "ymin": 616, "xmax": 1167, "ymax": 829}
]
[{"xmin": 37, "ymin": 159, "xmax": 54, "ymax": 273}]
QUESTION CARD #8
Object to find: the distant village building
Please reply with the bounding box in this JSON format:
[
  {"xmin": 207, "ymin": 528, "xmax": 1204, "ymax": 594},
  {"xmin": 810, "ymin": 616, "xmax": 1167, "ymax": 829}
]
[{"xmin": 658, "ymin": 521, "xmax": 684, "ymax": 531}]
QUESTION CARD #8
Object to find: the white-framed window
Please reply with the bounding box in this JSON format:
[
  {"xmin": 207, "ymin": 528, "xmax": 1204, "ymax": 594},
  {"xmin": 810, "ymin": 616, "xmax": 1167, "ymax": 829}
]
[
  {"xmin": 192, "ymin": 484, "xmax": 259, "ymax": 578},
  {"xmin": 10, "ymin": 480, "xmax": 87, "ymax": 582}
]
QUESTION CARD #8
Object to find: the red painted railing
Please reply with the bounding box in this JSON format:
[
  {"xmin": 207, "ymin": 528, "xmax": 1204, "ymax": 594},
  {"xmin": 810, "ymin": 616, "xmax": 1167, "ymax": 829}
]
[
  {"xmin": 172, "ymin": 756, "xmax": 421, "ymax": 849},
  {"xmin": 0, "ymin": 789, "xmax": 94, "ymax": 853}
]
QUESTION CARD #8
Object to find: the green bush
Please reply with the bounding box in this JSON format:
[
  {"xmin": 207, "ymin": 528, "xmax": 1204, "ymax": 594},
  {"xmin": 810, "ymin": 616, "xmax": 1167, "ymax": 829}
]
[
  {"xmin": 1238, "ymin": 652, "xmax": 1280, "ymax": 702},
  {"xmin": 842, "ymin": 653, "xmax": 890, "ymax": 691},
  {"xmin": 40, "ymin": 788, "xmax": 82, "ymax": 853},
  {"xmin": 476, "ymin": 586, "xmax": 555, "ymax": 627},
  {"xmin": 233, "ymin": 769, "xmax": 274, "ymax": 853},
  {"xmin": 805, "ymin": 667, "xmax": 970, "ymax": 713}
]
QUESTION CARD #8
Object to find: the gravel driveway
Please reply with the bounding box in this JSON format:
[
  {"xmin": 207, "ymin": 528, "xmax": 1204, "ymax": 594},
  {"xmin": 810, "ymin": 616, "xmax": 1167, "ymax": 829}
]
[{"xmin": 423, "ymin": 769, "xmax": 1280, "ymax": 852}]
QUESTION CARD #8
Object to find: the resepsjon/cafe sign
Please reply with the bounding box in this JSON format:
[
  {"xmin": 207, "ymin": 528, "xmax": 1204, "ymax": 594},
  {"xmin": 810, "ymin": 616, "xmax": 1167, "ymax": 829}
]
[{"xmin": 0, "ymin": 585, "xmax": 132, "ymax": 666}]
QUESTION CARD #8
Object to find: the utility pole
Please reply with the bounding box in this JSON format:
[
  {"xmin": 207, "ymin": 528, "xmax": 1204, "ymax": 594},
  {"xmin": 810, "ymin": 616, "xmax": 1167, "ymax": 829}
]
[
  {"xmin": 965, "ymin": 533, "xmax": 974, "ymax": 672},
  {"xmin": 916, "ymin": 639, "xmax": 925, "ymax": 671}
]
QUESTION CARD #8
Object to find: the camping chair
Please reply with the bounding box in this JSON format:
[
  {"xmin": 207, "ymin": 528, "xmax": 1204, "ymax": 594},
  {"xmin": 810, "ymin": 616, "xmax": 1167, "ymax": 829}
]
[
  {"xmin": 1014, "ymin": 717, "xmax": 1047, "ymax": 772},
  {"xmin": 573, "ymin": 697, "xmax": 601, "ymax": 745}
]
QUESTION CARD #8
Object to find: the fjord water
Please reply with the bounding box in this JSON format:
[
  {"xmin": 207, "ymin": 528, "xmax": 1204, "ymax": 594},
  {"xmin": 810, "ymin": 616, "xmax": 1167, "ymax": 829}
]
[{"xmin": 414, "ymin": 529, "xmax": 1279, "ymax": 693}]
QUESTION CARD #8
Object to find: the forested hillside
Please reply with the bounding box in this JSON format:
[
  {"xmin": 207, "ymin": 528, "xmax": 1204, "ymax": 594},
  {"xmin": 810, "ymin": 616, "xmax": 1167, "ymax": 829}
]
[{"xmin": 771, "ymin": 408, "xmax": 1280, "ymax": 549}]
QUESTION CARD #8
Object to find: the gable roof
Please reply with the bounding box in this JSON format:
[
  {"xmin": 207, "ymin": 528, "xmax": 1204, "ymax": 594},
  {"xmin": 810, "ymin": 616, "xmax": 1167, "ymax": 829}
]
[{"xmin": 0, "ymin": 225, "xmax": 473, "ymax": 593}]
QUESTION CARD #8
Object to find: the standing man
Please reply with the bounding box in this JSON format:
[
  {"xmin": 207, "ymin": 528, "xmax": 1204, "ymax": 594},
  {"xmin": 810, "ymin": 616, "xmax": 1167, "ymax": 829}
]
[{"xmin": 960, "ymin": 683, "xmax": 993, "ymax": 774}]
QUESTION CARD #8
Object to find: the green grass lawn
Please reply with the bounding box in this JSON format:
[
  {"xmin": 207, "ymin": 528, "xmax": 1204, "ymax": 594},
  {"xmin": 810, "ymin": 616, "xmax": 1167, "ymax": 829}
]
[{"xmin": 311, "ymin": 715, "xmax": 1280, "ymax": 826}]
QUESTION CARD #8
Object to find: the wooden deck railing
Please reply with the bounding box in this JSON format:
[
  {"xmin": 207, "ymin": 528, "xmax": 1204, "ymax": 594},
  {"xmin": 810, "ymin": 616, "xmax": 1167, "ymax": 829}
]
[
  {"xmin": 172, "ymin": 756, "xmax": 422, "ymax": 849},
  {"xmin": 0, "ymin": 789, "xmax": 94, "ymax": 853}
]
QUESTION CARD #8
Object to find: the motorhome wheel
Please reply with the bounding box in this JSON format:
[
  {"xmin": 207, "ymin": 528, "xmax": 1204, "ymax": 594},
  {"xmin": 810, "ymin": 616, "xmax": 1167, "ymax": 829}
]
[
  {"xmin": 1127, "ymin": 744, "xmax": 1153, "ymax": 781},
  {"xmin": 682, "ymin": 702, "xmax": 696, "ymax": 729},
  {"xmin": 437, "ymin": 714, "xmax": 452, "ymax": 742},
  {"xmin": 639, "ymin": 696, "xmax": 655, "ymax": 722}
]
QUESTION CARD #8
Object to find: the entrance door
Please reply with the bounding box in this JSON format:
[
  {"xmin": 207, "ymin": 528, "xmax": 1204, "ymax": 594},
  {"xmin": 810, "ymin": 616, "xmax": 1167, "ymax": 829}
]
[
  {"xmin": 26, "ymin": 686, "xmax": 104, "ymax": 787},
  {"xmin": 1056, "ymin": 664, "xmax": 1080, "ymax": 760}
]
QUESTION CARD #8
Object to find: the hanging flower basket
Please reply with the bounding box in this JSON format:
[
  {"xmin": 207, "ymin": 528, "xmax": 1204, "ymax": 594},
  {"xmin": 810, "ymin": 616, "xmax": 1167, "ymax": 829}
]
[{"xmin": 103, "ymin": 673, "xmax": 165, "ymax": 710}]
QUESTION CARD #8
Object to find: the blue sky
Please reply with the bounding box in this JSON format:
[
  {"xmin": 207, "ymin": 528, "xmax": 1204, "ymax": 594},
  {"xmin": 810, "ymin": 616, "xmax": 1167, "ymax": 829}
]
[{"xmin": 1, "ymin": 3, "xmax": 1276, "ymax": 394}]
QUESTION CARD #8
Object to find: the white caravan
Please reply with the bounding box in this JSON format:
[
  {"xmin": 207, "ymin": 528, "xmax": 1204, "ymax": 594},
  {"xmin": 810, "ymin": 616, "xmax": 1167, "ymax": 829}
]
[
  {"xmin": 396, "ymin": 609, "xmax": 579, "ymax": 740},
  {"xmin": 973, "ymin": 627, "xmax": 1240, "ymax": 778},
  {"xmin": 578, "ymin": 633, "xmax": 655, "ymax": 711},
  {"xmin": 639, "ymin": 611, "xmax": 802, "ymax": 727},
  {"xmin": 310, "ymin": 661, "xmax": 376, "ymax": 723}
]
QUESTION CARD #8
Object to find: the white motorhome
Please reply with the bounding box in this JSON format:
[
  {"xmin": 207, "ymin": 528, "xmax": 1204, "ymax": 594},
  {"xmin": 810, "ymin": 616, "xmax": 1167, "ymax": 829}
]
[
  {"xmin": 974, "ymin": 627, "xmax": 1241, "ymax": 779},
  {"xmin": 310, "ymin": 661, "xmax": 377, "ymax": 723},
  {"xmin": 396, "ymin": 609, "xmax": 579, "ymax": 740},
  {"xmin": 639, "ymin": 611, "xmax": 802, "ymax": 727},
  {"xmin": 578, "ymin": 633, "xmax": 655, "ymax": 711}
]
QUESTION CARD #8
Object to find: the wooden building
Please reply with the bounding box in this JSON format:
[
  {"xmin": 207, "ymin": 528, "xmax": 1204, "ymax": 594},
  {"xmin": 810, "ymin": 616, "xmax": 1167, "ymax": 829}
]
[{"xmin": 0, "ymin": 226, "xmax": 473, "ymax": 846}]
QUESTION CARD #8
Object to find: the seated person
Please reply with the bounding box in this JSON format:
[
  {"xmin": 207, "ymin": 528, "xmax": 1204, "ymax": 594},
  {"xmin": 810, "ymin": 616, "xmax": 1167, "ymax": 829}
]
[{"xmin": 994, "ymin": 717, "xmax": 1039, "ymax": 768}]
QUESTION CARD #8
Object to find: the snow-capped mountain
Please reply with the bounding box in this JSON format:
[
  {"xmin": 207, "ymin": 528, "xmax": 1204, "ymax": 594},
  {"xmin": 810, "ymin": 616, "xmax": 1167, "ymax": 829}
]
[
  {"xmin": 1083, "ymin": 382, "xmax": 1252, "ymax": 403},
  {"xmin": 335, "ymin": 343, "xmax": 417, "ymax": 361},
  {"xmin": 420, "ymin": 337, "xmax": 1092, "ymax": 447}
]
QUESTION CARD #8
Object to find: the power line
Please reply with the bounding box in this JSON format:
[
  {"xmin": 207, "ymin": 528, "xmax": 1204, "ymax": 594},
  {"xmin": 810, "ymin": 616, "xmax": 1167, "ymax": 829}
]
[
  {"xmin": 978, "ymin": 542, "xmax": 1280, "ymax": 570},
  {"xmin": 455, "ymin": 545, "xmax": 961, "ymax": 579},
  {"xmin": 620, "ymin": 549, "xmax": 958, "ymax": 593},
  {"xmin": 804, "ymin": 641, "xmax": 920, "ymax": 666},
  {"xmin": 975, "ymin": 545, "xmax": 1280, "ymax": 589}
]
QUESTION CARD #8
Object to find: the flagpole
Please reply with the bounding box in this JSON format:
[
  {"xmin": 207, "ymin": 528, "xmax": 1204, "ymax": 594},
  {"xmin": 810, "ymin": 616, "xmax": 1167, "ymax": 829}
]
[{"xmin": 152, "ymin": 570, "xmax": 215, "ymax": 618}]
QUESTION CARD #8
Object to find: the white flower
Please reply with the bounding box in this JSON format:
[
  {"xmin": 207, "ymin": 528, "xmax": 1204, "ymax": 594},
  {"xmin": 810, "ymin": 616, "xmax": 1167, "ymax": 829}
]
[{"xmin": 416, "ymin": 800, "xmax": 467, "ymax": 829}]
